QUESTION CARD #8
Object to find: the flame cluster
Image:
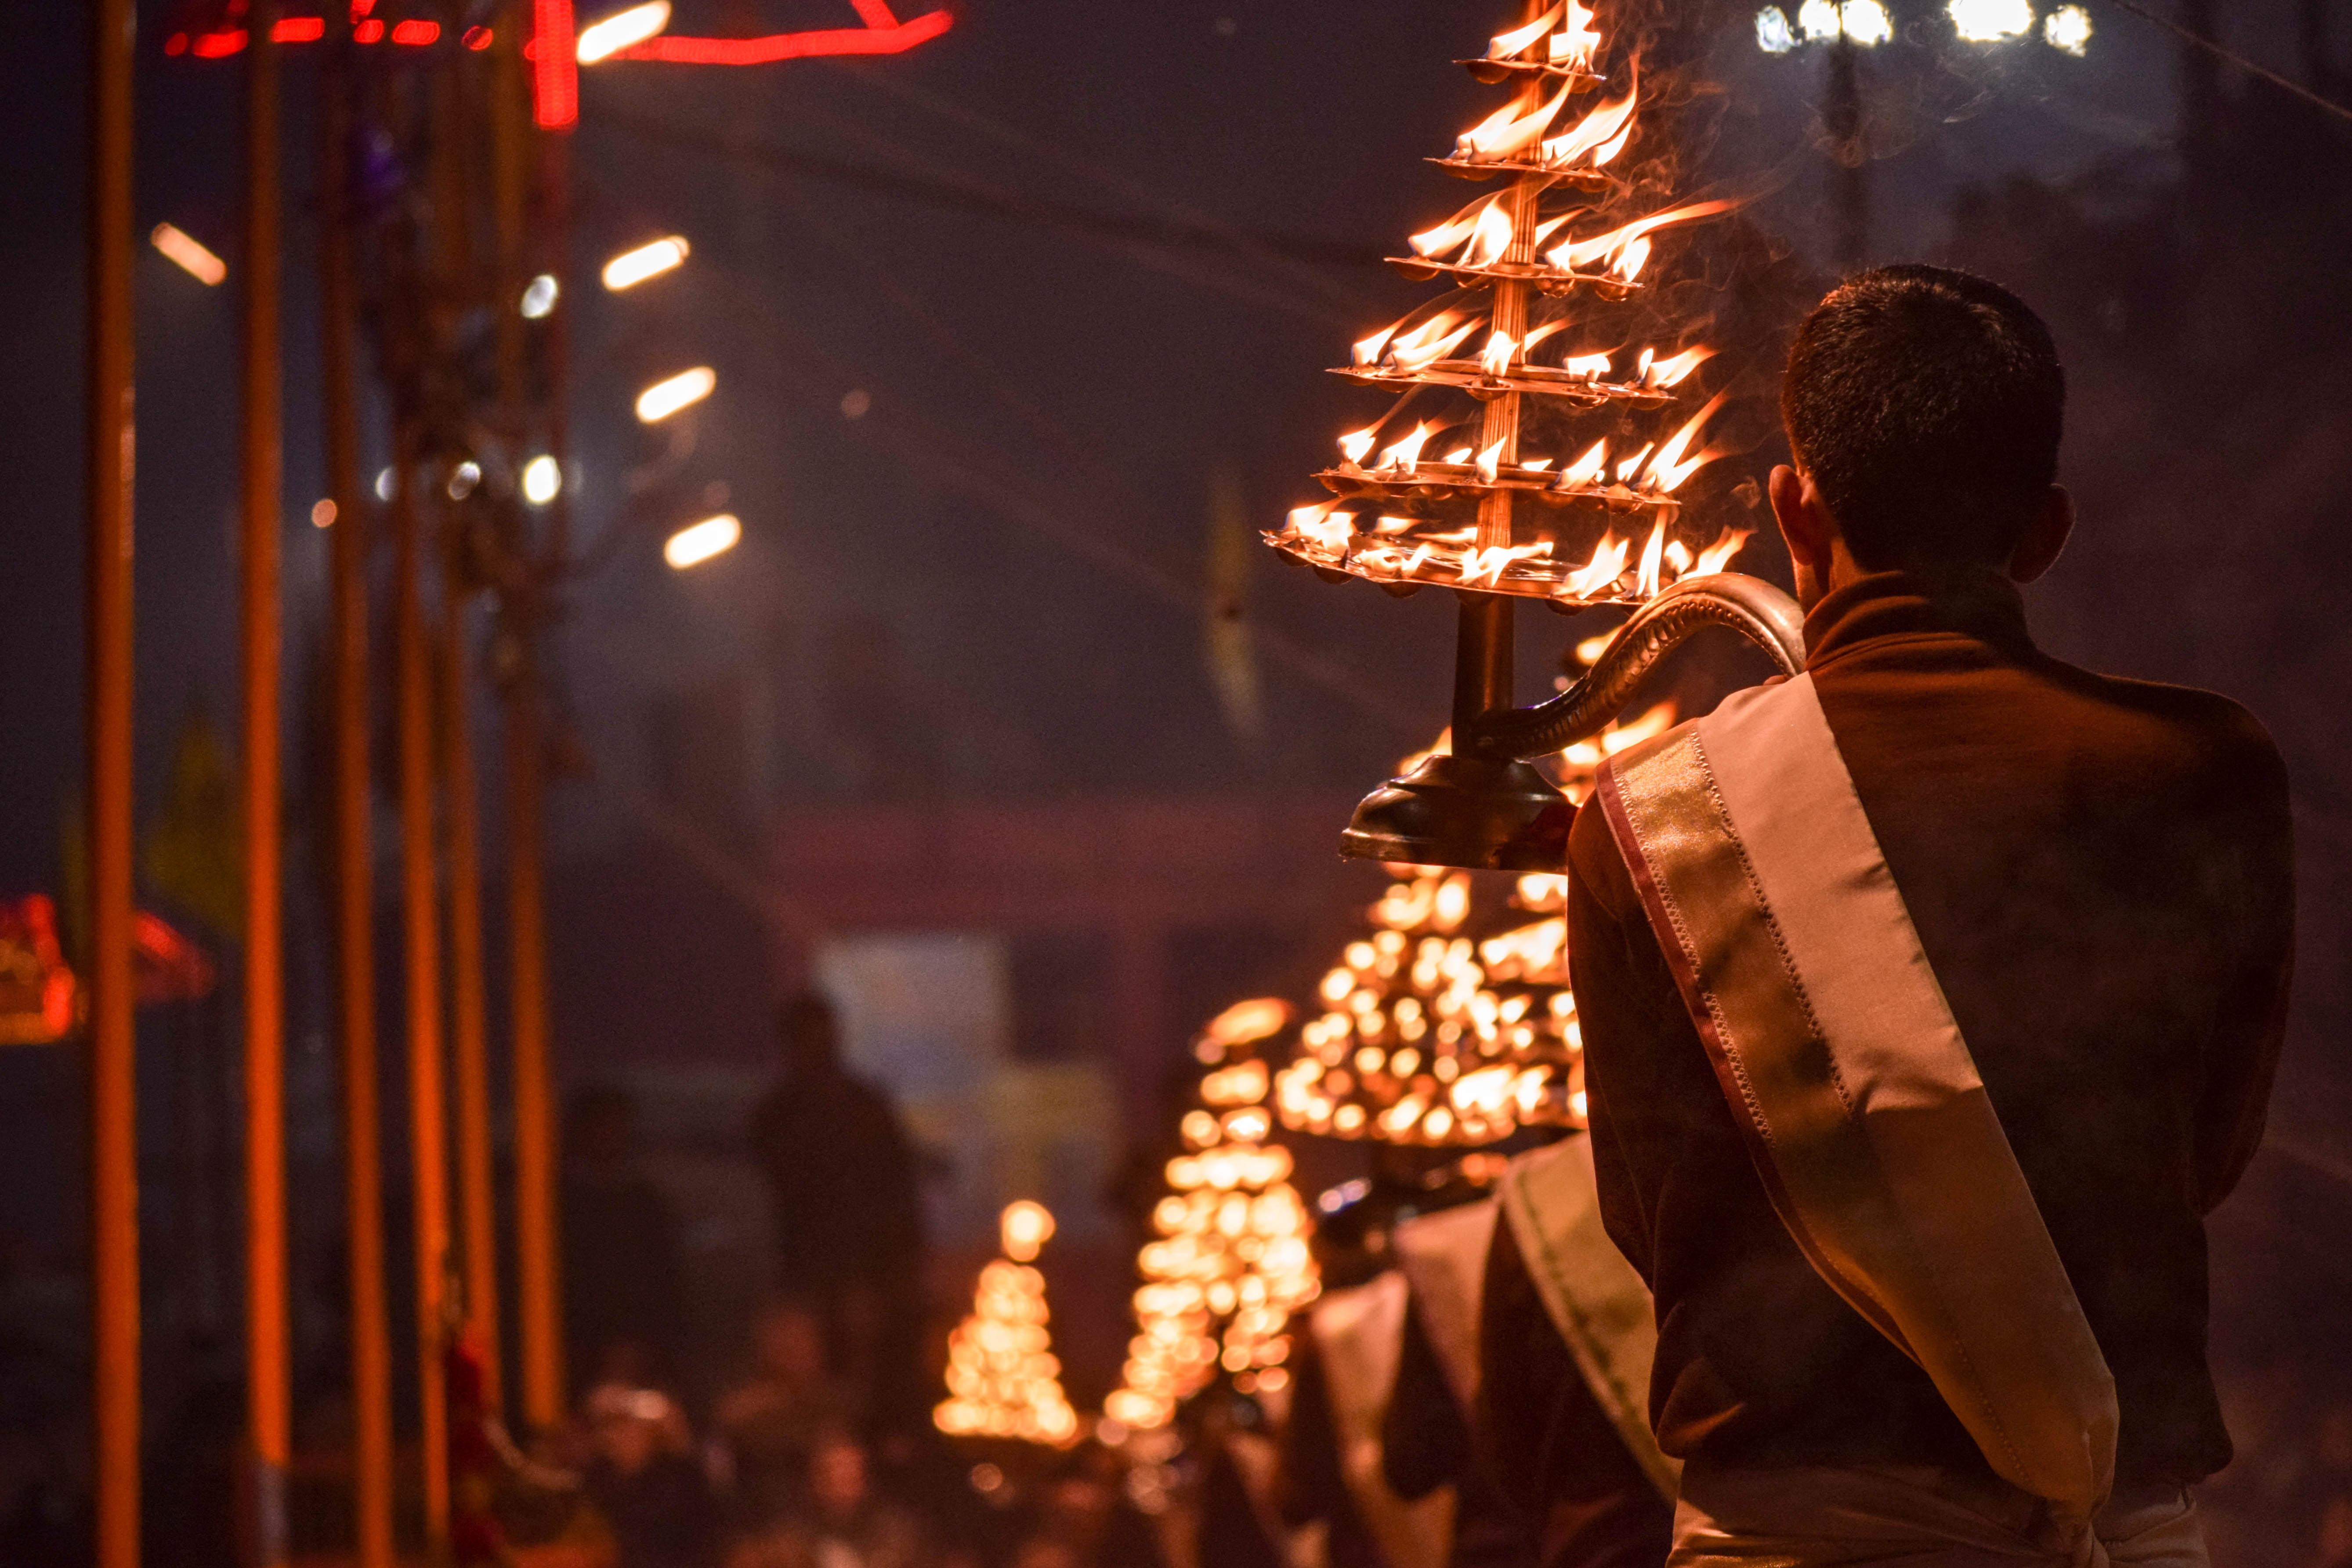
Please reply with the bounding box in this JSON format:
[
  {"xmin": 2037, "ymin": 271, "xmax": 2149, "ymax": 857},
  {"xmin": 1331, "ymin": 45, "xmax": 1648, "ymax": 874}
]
[
  {"xmin": 935, "ymin": 1204, "xmax": 1081, "ymax": 1447},
  {"xmin": 1103, "ymin": 1000, "xmax": 1321, "ymax": 1432},
  {"xmin": 1271, "ymin": 708, "xmax": 1675, "ymax": 1146},
  {"xmin": 1271, "ymin": 0, "xmax": 1751, "ymax": 608},
  {"xmin": 1272, "ymin": 868, "xmax": 1584, "ymax": 1145}
]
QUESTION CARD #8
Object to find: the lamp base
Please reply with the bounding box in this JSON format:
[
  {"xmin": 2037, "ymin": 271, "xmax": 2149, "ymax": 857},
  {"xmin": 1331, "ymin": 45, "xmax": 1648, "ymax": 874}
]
[{"xmin": 1337, "ymin": 753, "xmax": 1570, "ymax": 871}]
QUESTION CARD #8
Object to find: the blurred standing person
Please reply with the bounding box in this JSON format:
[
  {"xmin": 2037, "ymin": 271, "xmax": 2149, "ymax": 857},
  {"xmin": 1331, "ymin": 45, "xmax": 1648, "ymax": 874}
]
[
  {"xmin": 749, "ymin": 994, "xmax": 925, "ymax": 1419},
  {"xmin": 581, "ymin": 1383, "xmax": 718, "ymax": 1568},
  {"xmin": 564, "ymin": 1086, "xmax": 693, "ymax": 1394}
]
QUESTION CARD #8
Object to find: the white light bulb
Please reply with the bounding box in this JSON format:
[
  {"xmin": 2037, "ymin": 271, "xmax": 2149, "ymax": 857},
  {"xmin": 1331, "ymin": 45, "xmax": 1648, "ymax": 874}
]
[
  {"xmin": 519, "ymin": 273, "xmax": 559, "ymax": 319},
  {"xmin": 2044, "ymin": 4, "xmax": 2091, "ymax": 54},
  {"xmin": 1949, "ymin": 0, "xmax": 2034, "ymax": 42},
  {"xmin": 1840, "ymin": 0, "xmax": 1892, "ymax": 46},
  {"xmin": 1755, "ymin": 6, "xmax": 1798, "ymax": 52},
  {"xmin": 1798, "ymin": 0, "xmax": 1842, "ymax": 42},
  {"xmin": 521, "ymin": 455, "xmax": 561, "ymax": 506}
]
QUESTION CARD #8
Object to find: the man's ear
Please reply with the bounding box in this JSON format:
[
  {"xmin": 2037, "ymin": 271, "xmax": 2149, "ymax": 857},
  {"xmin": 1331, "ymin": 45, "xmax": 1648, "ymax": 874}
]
[
  {"xmin": 1770, "ymin": 465, "xmax": 1837, "ymax": 601},
  {"xmin": 2007, "ymin": 485, "xmax": 2074, "ymax": 584}
]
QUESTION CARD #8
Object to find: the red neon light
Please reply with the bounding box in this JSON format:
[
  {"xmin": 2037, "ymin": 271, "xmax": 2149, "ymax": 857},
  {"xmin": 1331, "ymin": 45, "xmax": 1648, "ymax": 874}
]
[
  {"xmin": 463, "ymin": 24, "xmax": 492, "ymax": 49},
  {"xmin": 165, "ymin": 32, "xmax": 188, "ymax": 53},
  {"xmin": 619, "ymin": 2, "xmax": 953, "ymax": 65},
  {"xmin": 390, "ymin": 18, "xmax": 438, "ymax": 44},
  {"xmin": 276, "ymin": 16, "xmax": 326, "ymax": 40},
  {"xmin": 354, "ymin": 18, "xmax": 384, "ymax": 41},
  {"xmin": 193, "ymin": 28, "xmax": 248, "ymax": 56},
  {"xmin": 532, "ymin": 0, "xmax": 579, "ymax": 127}
]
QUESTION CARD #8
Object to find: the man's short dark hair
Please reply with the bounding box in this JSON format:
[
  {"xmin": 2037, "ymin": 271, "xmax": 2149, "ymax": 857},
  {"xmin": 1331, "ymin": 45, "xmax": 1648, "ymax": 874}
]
[{"xmin": 1781, "ymin": 265, "xmax": 2065, "ymax": 570}]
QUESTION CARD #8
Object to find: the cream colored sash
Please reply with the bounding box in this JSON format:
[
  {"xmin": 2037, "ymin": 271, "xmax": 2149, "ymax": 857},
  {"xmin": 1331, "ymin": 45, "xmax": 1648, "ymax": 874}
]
[
  {"xmin": 1498, "ymin": 1135, "xmax": 1679, "ymax": 1499},
  {"xmin": 1594, "ymin": 674, "xmax": 2118, "ymax": 1524},
  {"xmin": 1310, "ymin": 1271, "xmax": 1455, "ymax": 1568},
  {"xmin": 1393, "ymin": 1199, "xmax": 1498, "ymax": 1415}
]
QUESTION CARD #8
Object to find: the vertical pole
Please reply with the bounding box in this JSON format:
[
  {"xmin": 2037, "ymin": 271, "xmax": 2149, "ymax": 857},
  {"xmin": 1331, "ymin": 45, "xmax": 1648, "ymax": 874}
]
[
  {"xmin": 511, "ymin": 116, "xmax": 572, "ymax": 1437},
  {"xmin": 240, "ymin": 6, "xmax": 290, "ymax": 1564},
  {"xmin": 441, "ymin": 583, "xmax": 501, "ymax": 1414},
  {"xmin": 1826, "ymin": 36, "xmax": 1868, "ymax": 273},
  {"xmin": 320, "ymin": 51, "xmax": 397, "ymax": 1568},
  {"xmin": 87, "ymin": 0, "xmax": 140, "ymax": 1563},
  {"xmin": 392, "ymin": 435, "xmax": 452, "ymax": 1544},
  {"xmin": 1452, "ymin": 6, "xmax": 1544, "ymax": 749},
  {"xmin": 507, "ymin": 645, "xmax": 562, "ymax": 1430}
]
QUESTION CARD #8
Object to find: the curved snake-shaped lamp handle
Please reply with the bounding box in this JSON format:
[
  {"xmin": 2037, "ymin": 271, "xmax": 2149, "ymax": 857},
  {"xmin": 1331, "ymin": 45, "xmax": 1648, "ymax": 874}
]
[{"xmin": 1465, "ymin": 572, "xmax": 1806, "ymax": 761}]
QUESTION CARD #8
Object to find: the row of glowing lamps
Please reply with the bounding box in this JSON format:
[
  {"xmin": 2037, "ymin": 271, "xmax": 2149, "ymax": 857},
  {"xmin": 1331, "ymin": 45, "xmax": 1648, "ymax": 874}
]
[
  {"xmin": 1758, "ymin": 0, "xmax": 2093, "ymax": 54},
  {"xmin": 150, "ymin": 221, "xmax": 736, "ymax": 571}
]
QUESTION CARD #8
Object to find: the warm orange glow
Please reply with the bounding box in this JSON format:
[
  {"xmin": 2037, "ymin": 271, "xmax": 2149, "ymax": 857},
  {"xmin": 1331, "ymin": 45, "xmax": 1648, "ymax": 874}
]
[
  {"xmin": 1640, "ymin": 390, "xmax": 1729, "ymax": 492},
  {"xmin": 1542, "ymin": 66, "xmax": 1638, "ymax": 168},
  {"xmin": 1634, "ymin": 514, "xmax": 1669, "ymax": 597},
  {"xmin": 1375, "ymin": 422, "xmax": 1438, "ymax": 472},
  {"xmin": 151, "ymin": 223, "xmax": 226, "ymax": 286},
  {"xmin": 1455, "ymin": 79, "xmax": 1576, "ymax": 162},
  {"xmin": 1339, "ymin": 427, "xmax": 1378, "ymax": 464},
  {"xmin": 1411, "ymin": 194, "xmax": 1501, "ymax": 259},
  {"xmin": 663, "ymin": 513, "xmax": 740, "ymax": 569},
  {"xmin": 601, "ymin": 235, "xmax": 690, "ymax": 290},
  {"xmin": 1001, "ymin": 1200, "xmax": 1056, "ymax": 1262},
  {"xmin": 1545, "ymin": 199, "xmax": 1735, "ymax": 280},
  {"xmin": 1560, "ymin": 438, "xmax": 1610, "ymax": 487},
  {"xmin": 1480, "ymin": 331, "xmax": 1518, "ymax": 377},
  {"xmin": 576, "ymin": 0, "xmax": 668, "ymax": 62},
  {"xmin": 1201, "ymin": 997, "xmax": 1293, "ymax": 1054},
  {"xmin": 1641, "ymin": 345, "xmax": 1716, "ymax": 387},
  {"xmin": 1388, "ymin": 316, "xmax": 1480, "ymax": 373},
  {"xmin": 1693, "ymin": 525, "xmax": 1754, "ymax": 575},
  {"xmin": 1562, "ymin": 532, "xmax": 1630, "ymax": 598}
]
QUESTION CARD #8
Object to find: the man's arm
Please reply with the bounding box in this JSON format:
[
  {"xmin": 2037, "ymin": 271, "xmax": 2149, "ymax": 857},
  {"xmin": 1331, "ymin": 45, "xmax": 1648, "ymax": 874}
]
[{"xmin": 2192, "ymin": 719, "xmax": 2296, "ymax": 1211}]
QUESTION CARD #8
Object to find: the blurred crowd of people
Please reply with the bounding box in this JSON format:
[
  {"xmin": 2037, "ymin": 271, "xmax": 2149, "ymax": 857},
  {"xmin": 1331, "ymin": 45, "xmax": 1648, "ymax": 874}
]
[{"xmin": 552, "ymin": 993, "xmax": 1168, "ymax": 1568}]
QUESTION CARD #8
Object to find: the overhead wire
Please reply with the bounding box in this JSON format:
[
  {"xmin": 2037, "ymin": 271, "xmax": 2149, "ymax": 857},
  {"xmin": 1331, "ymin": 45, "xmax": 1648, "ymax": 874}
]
[
  {"xmin": 597, "ymin": 108, "xmax": 1381, "ymax": 326},
  {"xmin": 2096, "ymin": 0, "xmax": 2352, "ymax": 127}
]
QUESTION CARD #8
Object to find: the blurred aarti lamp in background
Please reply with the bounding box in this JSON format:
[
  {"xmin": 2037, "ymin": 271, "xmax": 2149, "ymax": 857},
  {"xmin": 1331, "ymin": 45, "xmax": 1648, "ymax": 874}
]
[
  {"xmin": 521, "ymin": 454, "xmax": 563, "ymax": 506},
  {"xmin": 577, "ymin": 1, "xmax": 671, "ymax": 63},
  {"xmin": 520, "ymin": 273, "xmax": 560, "ymax": 319},
  {"xmin": 664, "ymin": 513, "xmax": 740, "ymax": 570},
  {"xmin": 1001, "ymin": 1201, "xmax": 1056, "ymax": 1263},
  {"xmin": 636, "ymin": 366, "xmax": 716, "ymax": 423},
  {"xmin": 603, "ymin": 236, "xmax": 691, "ymax": 291},
  {"xmin": 152, "ymin": 223, "xmax": 226, "ymax": 285}
]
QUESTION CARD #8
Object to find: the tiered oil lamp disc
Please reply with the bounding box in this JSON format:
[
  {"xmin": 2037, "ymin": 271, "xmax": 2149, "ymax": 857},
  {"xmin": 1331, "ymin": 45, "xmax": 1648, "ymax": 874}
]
[
  {"xmin": 1103, "ymin": 999, "xmax": 1321, "ymax": 1432},
  {"xmin": 1271, "ymin": 705, "xmax": 1672, "ymax": 1146},
  {"xmin": 935, "ymin": 1202, "xmax": 1082, "ymax": 1447},
  {"xmin": 1263, "ymin": 0, "xmax": 1806, "ymax": 871}
]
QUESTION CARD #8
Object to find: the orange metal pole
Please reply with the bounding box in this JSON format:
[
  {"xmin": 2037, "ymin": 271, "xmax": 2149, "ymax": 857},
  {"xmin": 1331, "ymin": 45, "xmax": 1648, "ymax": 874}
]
[
  {"xmin": 511, "ymin": 121, "xmax": 571, "ymax": 1436},
  {"xmin": 441, "ymin": 582, "xmax": 501, "ymax": 1410},
  {"xmin": 507, "ymin": 649, "xmax": 562, "ymax": 1430},
  {"xmin": 320, "ymin": 53, "xmax": 396, "ymax": 1568},
  {"xmin": 87, "ymin": 0, "xmax": 140, "ymax": 1562},
  {"xmin": 392, "ymin": 435, "xmax": 452, "ymax": 1545},
  {"xmin": 240, "ymin": 6, "xmax": 291, "ymax": 1564}
]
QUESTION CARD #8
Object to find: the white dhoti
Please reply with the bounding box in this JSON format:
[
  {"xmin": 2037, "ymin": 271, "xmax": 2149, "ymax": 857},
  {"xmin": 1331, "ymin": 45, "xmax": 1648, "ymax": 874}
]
[{"xmin": 1667, "ymin": 1464, "xmax": 2205, "ymax": 1568}]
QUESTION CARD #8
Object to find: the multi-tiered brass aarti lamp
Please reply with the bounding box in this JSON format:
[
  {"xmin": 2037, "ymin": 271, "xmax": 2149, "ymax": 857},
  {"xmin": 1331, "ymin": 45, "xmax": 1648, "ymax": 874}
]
[{"xmin": 1267, "ymin": 0, "xmax": 1806, "ymax": 870}]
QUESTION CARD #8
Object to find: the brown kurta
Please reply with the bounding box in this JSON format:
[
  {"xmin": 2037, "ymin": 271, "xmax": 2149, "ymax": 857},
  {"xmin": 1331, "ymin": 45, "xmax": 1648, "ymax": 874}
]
[{"xmin": 1567, "ymin": 569, "xmax": 2293, "ymax": 1490}]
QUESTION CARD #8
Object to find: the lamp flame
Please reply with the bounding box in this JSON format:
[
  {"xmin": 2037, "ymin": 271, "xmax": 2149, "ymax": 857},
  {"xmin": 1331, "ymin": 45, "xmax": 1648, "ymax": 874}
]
[
  {"xmin": 1640, "ymin": 390, "xmax": 1729, "ymax": 492},
  {"xmin": 1562, "ymin": 533, "xmax": 1630, "ymax": 598},
  {"xmin": 1546, "ymin": 199, "xmax": 1735, "ymax": 281},
  {"xmin": 1541, "ymin": 64, "xmax": 1638, "ymax": 169}
]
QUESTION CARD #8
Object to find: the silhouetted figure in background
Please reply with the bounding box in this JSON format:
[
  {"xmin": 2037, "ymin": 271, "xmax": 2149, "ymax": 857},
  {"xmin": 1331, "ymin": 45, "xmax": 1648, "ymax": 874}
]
[
  {"xmin": 563, "ymin": 1086, "xmax": 692, "ymax": 1394},
  {"xmin": 748, "ymin": 993, "xmax": 925, "ymax": 1427}
]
